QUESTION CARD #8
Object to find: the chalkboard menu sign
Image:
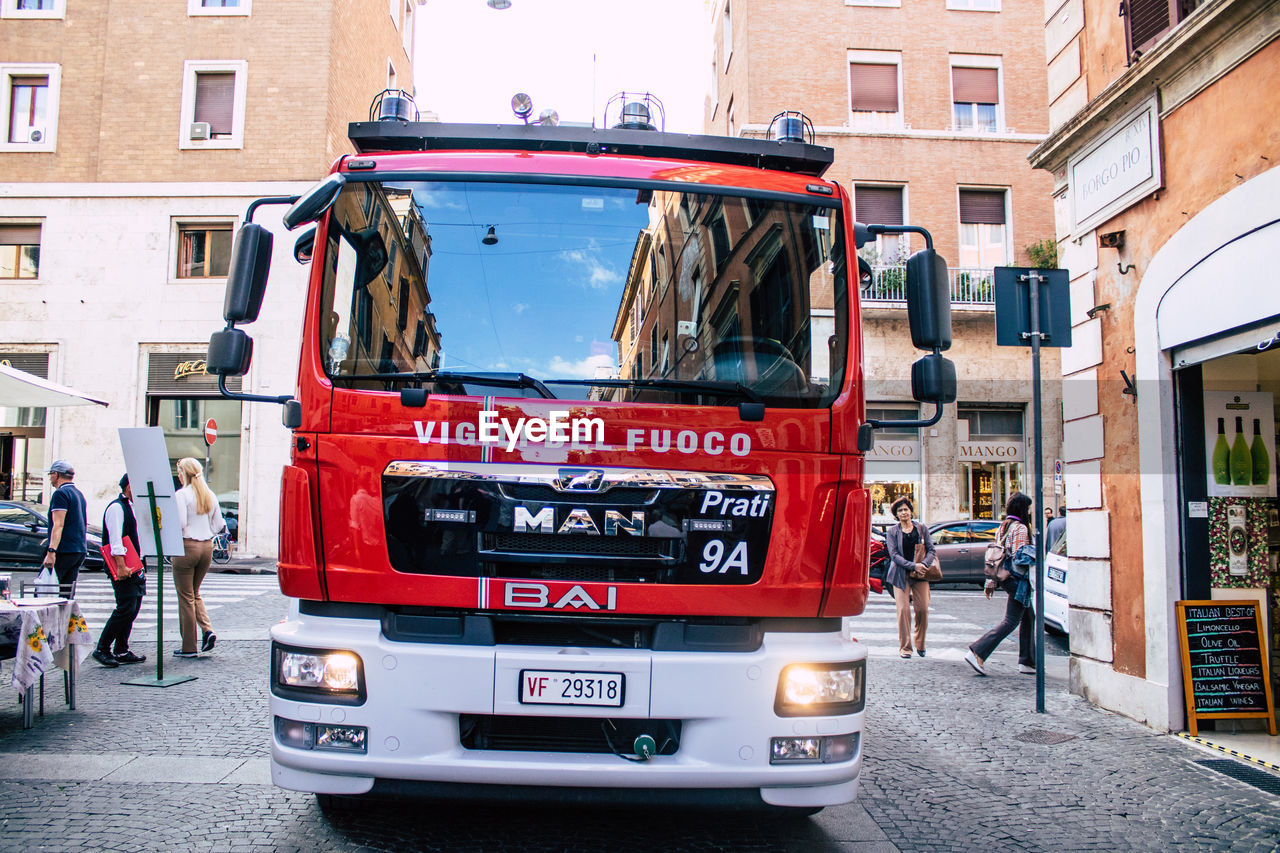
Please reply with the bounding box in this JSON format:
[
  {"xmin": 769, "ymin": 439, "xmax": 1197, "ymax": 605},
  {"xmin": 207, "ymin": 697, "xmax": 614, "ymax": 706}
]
[{"xmin": 1176, "ymin": 600, "xmax": 1277, "ymax": 736}]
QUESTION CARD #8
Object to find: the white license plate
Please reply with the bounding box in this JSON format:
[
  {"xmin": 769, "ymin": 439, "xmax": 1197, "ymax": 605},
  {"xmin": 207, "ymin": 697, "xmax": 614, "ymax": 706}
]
[
  {"xmin": 519, "ymin": 669, "xmax": 625, "ymax": 707},
  {"xmin": 1047, "ymin": 566, "xmax": 1066, "ymax": 583}
]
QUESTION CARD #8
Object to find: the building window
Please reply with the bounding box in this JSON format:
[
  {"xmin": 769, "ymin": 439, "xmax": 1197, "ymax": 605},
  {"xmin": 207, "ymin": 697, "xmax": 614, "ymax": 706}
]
[
  {"xmin": 946, "ymin": 0, "xmax": 999, "ymax": 10},
  {"xmin": 1124, "ymin": 0, "xmax": 1205, "ymax": 60},
  {"xmin": 958, "ymin": 189, "xmax": 1008, "ymax": 269},
  {"xmin": 951, "ymin": 60, "xmax": 1001, "ymax": 133},
  {"xmin": 176, "ymin": 223, "xmax": 234, "ymax": 279},
  {"xmin": 402, "ymin": 0, "xmax": 414, "ymax": 54},
  {"xmin": 854, "ymin": 185, "xmax": 906, "ymax": 262},
  {"xmin": 179, "ymin": 60, "xmax": 247, "ymax": 149},
  {"xmin": 2, "ymin": 0, "xmax": 65, "ymax": 19},
  {"xmin": 0, "ymin": 223, "xmax": 40, "ymax": 280},
  {"xmin": 188, "ymin": 0, "xmax": 251, "ymax": 15},
  {"xmin": 389, "ymin": 0, "xmax": 399, "ymax": 26},
  {"xmin": 722, "ymin": 1, "xmax": 732, "ymax": 69},
  {"xmin": 848, "ymin": 51, "xmax": 901, "ymax": 129},
  {"xmin": 1, "ymin": 64, "xmax": 59, "ymax": 151}
]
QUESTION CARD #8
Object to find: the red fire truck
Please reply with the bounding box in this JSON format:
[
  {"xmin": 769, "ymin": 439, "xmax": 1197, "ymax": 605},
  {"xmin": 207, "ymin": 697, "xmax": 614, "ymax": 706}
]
[{"xmin": 208, "ymin": 94, "xmax": 955, "ymax": 815}]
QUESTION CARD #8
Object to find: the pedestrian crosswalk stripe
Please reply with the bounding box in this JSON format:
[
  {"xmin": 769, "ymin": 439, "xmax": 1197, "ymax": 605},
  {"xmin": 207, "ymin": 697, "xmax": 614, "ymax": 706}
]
[{"xmin": 71, "ymin": 574, "xmax": 276, "ymax": 634}]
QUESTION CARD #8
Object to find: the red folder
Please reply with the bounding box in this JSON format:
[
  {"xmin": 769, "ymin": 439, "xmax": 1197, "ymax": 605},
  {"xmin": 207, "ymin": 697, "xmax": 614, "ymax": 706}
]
[{"xmin": 99, "ymin": 539, "xmax": 144, "ymax": 582}]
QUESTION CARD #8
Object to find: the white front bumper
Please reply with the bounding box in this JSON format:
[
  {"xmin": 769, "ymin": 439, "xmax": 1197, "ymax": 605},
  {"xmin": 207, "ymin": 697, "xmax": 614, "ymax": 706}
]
[{"xmin": 268, "ymin": 610, "xmax": 866, "ymax": 807}]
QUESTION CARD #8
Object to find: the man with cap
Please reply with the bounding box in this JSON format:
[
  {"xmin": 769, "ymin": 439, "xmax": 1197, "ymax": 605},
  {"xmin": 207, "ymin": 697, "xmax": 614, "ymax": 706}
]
[
  {"xmin": 42, "ymin": 460, "xmax": 88, "ymax": 587},
  {"xmin": 92, "ymin": 474, "xmax": 147, "ymax": 668}
]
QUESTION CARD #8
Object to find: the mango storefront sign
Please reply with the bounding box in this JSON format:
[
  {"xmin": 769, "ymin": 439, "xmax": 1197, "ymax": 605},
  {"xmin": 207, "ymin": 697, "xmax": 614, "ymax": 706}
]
[
  {"xmin": 866, "ymin": 440, "xmax": 919, "ymax": 461},
  {"xmin": 959, "ymin": 441, "xmax": 1024, "ymax": 462}
]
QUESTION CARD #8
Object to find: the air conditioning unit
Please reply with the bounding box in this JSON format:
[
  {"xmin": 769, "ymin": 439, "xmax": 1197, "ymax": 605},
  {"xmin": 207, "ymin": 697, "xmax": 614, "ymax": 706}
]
[
  {"xmin": 189, "ymin": 122, "xmax": 211, "ymax": 140},
  {"xmin": 27, "ymin": 126, "xmax": 45, "ymax": 144}
]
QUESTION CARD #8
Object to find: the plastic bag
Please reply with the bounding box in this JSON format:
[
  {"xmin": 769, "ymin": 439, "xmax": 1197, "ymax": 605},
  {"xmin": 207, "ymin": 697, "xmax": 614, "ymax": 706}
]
[{"xmin": 33, "ymin": 565, "xmax": 59, "ymax": 596}]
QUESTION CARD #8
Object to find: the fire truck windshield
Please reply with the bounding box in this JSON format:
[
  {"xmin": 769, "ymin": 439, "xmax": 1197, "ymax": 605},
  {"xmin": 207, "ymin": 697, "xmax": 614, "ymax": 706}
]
[{"xmin": 318, "ymin": 179, "xmax": 848, "ymax": 408}]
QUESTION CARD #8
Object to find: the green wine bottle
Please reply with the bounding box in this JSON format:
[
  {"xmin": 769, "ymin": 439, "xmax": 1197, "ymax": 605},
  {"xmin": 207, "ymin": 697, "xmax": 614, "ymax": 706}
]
[
  {"xmin": 1230, "ymin": 416, "xmax": 1252, "ymax": 486},
  {"xmin": 1251, "ymin": 418, "xmax": 1270, "ymax": 486},
  {"xmin": 1212, "ymin": 417, "xmax": 1231, "ymax": 485}
]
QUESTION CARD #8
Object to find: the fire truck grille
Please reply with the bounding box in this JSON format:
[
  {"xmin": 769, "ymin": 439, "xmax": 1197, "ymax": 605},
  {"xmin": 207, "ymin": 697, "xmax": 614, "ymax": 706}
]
[
  {"xmin": 483, "ymin": 533, "xmax": 673, "ymax": 560},
  {"xmin": 459, "ymin": 714, "xmax": 681, "ymax": 756}
]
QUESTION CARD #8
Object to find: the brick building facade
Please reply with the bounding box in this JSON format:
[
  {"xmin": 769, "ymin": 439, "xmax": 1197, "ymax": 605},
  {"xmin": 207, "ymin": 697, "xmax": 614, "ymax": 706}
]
[
  {"xmin": 0, "ymin": 0, "xmax": 422, "ymax": 557},
  {"xmin": 705, "ymin": 0, "xmax": 1063, "ymax": 528}
]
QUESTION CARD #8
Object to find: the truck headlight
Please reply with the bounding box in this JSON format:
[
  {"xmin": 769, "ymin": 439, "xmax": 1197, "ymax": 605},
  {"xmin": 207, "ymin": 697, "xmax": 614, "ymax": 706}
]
[
  {"xmin": 272, "ymin": 643, "xmax": 365, "ymax": 705},
  {"xmin": 774, "ymin": 660, "xmax": 865, "ymax": 716}
]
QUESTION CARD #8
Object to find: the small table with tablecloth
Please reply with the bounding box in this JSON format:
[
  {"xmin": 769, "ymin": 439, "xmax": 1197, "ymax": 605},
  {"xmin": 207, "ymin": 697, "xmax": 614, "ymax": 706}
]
[{"xmin": 0, "ymin": 597, "xmax": 92, "ymax": 728}]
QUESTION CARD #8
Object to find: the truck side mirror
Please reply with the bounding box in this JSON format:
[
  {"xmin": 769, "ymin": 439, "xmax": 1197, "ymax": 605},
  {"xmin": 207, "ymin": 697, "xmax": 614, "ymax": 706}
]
[
  {"xmin": 206, "ymin": 328, "xmax": 254, "ymax": 377},
  {"xmin": 911, "ymin": 352, "xmax": 956, "ymax": 404},
  {"xmin": 905, "ymin": 248, "xmax": 952, "ymax": 351},
  {"xmin": 223, "ymin": 224, "xmax": 273, "ymax": 324},
  {"xmin": 283, "ymin": 173, "xmax": 346, "ymax": 230}
]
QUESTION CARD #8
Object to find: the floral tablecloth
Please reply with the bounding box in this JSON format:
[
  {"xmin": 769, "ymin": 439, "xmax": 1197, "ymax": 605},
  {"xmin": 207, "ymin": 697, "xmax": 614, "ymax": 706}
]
[{"xmin": 0, "ymin": 598, "xmax": 92, "ymax": 692}]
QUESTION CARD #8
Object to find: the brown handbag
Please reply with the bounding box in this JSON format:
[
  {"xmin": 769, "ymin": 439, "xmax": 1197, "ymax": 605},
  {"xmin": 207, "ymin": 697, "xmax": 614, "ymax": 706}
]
[{"xmin": 912, "ymin": 542, "xmax": 943, "ymax": 582}]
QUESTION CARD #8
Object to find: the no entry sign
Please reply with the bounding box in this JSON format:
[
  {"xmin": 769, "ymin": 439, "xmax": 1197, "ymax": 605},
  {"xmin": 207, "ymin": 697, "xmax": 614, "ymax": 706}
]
[{"xmin": 204, "ymin": 418, "xmax": 218, "ymax": 446}]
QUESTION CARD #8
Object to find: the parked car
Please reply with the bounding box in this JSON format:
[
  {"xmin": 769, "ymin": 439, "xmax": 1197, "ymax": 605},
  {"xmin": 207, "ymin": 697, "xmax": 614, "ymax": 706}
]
[
  {"xmin": 926, "ymin": 519, "xmax": 1003, "ymax": 584},
  {"xmin": 0, "ymin": 500, "xmax": 105, "ymax": 571},
  {"xmin": 1043, "ymin": 532, "xmax": 1069, "ymax": 635}
]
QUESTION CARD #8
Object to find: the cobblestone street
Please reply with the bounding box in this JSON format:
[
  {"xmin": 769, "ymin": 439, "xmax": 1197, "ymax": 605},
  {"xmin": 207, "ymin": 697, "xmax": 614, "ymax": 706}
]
[{"xmin": 1, "ymin": 581, "xmax": 1278, "ymax": 851}]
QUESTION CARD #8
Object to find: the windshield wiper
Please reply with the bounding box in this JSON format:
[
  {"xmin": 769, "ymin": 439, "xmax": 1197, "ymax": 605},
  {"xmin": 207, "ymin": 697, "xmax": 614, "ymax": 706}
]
[
  {"xmin": 342, "ymin": 371, "xmax": 557, "ymax": 399},
  {"xmin": 551, "ymin": 377, "xmax": 762, "ymax": 404}
]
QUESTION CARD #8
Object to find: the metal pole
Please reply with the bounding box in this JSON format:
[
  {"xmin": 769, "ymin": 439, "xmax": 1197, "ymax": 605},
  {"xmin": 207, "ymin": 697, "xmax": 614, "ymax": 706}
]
[
  {"xmin": 147, "ymin": 482, "xmax": 166, "ymax": 682},
  {"xmin": 1027, "ymin": 272, "xmax": 1047, "ymax": 713}
]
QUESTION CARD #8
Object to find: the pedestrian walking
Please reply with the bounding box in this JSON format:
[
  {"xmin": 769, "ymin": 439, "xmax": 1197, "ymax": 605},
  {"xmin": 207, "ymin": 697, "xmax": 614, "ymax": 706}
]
[
  {"xmin": 884, "ymin": 497, "xmax": 937, "ymax": 658},
  {"xmin": 171, "ymin": 458, "xmax": 226, "ymax": 658},
  {"xmin": 1046, "ymin": 507, "xmax": 1067, "ymax": 550},
  {"xmin": 92, "ymin": 474, "xmax": 147, "ymax": 668},
  {"xmin": 41, "ymin": 460, "xmax": 88, "ymax": 587},
  {"xmin": 965, "ymin": 492, "xmax": 1036, "ymax": 676}
]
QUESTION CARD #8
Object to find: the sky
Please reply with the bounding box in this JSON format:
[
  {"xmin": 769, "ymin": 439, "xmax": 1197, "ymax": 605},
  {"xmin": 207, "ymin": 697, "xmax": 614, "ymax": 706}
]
[{"xmin": 414, "ymin": 0, "xmax": 712, "ymax": 133}]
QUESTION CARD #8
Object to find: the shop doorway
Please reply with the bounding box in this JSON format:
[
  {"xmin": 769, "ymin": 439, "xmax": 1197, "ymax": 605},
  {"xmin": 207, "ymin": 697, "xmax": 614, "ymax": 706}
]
[{"xmin": 959, "ymin": 461, "xmax": 1022, "ymax": 520}]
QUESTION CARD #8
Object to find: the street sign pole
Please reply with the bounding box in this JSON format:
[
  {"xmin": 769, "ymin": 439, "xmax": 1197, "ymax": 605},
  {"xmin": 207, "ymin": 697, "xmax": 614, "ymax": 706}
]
[{"xmin": 1024, "ymin": 270, "xmax": 1047, "ymax": 714}]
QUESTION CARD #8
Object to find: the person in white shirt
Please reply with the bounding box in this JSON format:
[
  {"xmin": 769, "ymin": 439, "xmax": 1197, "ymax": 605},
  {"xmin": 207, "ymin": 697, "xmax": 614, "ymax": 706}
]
[
  {"xmin": 171, "ymin": 457, "xmax": 226, "ymax": 658},
  {"xmin": 91, "ymin": 474, "xmax": 148, "ymax": 668}
]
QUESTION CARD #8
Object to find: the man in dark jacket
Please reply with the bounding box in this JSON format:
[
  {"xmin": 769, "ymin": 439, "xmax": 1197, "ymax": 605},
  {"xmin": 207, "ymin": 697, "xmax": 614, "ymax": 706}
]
[
  {"xmin": 41, "ymin": 459, "xmax": 87, "ymax": 587},
  {"xmin": 92, "ymin": 474, "xmax": 147, "ymax": 668}
]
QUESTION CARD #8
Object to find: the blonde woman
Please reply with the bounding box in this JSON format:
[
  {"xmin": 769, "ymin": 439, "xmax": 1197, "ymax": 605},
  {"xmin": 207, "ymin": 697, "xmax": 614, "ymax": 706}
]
[{"xmin": 172, "ymin": 458, "xmax": 226, "ymax": 658}]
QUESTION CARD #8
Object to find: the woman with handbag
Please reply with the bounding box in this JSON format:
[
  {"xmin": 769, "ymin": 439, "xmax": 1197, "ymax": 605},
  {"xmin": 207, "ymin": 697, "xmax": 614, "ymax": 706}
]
[
  {"xmin": 965, "ymin": 492, "xmax": 1037, "ymax": 676},
  {"xmin": 884, "ymin": 497, "xmax": 940, "ymax": 658}
]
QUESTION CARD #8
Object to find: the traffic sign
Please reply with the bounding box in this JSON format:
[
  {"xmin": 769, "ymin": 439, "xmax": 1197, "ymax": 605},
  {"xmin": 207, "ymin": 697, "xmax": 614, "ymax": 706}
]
[{"xmin": 204, "ymin": 418, "xmax": 218, "ymax": 446}]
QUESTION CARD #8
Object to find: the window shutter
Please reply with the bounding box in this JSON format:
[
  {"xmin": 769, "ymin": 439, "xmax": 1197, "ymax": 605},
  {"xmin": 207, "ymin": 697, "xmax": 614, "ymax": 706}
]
[
  {"xmin": 0, "ymin": 224, "xmax": 41, "ymax": 245},
  {"xmin": 855, "ymin": 187, "xmax": 904, "ymax": 226},
  {"xmin": 194, "ymin": 72, "xmax": 236, "ymax": 135},
  {"xmin": 952, "ymin": 67, "xmax": 999, "ymax": 104},
  {"xmin": 959, "ymin": 190, "xmax": 1006, "ymax": 225},
  {"xmin": 1125, "ymin": 0, "xmax": 1174, "ymax": 56},
  {"xmin": 849, "ymin": 64, "xmax": 898, "ymax": 112}
]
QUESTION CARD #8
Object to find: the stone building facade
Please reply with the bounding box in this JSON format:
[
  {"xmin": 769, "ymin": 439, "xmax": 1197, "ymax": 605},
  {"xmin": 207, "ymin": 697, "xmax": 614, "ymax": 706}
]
[{"xmin": 0, "ymin": 0, "xmax": 422, "ymax": 556}]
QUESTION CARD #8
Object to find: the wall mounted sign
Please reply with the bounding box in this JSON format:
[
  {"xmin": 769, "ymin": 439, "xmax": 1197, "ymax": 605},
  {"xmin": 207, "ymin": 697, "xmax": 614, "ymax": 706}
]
[
  {"xmin": 958, "ymin": 440, "xmax": 1024, "ymax": 462},
  {"xmin": 1175, "ymin": 600, "xmax": 1276, "ymax": 736},
  {"xmin": 866, "ymin": 439, "xmax": 919, "ymax": 461},
  {"xmin": 1069, "ymin": 97, "xmax": 1161, "ymax": 234}
]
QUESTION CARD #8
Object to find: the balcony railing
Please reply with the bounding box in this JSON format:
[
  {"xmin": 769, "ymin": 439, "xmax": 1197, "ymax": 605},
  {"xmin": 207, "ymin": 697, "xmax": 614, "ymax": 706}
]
[{"xmin": 861, "ymin": 265, "xmax": 995, "ymax": 305}]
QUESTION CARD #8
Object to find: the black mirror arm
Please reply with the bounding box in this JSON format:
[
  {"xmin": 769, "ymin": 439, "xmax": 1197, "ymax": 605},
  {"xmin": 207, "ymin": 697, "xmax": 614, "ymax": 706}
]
[
  {"xmin": 245, "ymin": 195, "xmax": 301, "ymax": 224},
  {"xmin": 866, "ymin": 224, "xmax": 933, "ymax": 250},
  {"xmin": 857, "ymin": 402, "xmax": 944, "ymax": 452},
  {"xmin": 215, "ymin": 370, "xmax": 293, "ymax": 406}
]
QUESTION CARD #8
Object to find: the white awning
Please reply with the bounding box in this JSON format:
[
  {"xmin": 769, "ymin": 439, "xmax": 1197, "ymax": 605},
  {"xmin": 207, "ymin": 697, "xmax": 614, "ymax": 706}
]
[{"xmin": 0, "ymin": 363, "xmax": 108, "ymax": 408}]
